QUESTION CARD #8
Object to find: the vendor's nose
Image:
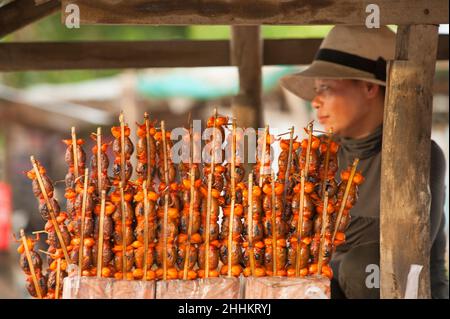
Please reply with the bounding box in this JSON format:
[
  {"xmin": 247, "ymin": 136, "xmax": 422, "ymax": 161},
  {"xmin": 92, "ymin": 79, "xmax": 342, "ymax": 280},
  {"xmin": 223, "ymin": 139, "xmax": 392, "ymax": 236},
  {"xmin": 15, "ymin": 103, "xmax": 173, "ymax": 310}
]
[{"xmin": 311, "ymin": 95, "xmax": 322, "ymax": 109}]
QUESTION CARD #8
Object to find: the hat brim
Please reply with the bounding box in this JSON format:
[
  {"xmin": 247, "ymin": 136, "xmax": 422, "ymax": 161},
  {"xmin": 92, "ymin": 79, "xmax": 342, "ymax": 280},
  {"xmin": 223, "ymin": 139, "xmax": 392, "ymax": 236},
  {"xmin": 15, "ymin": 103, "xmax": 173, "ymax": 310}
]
[{"xmin": 280, "ymin": 60, "xmax": 386, "ymax": 101}]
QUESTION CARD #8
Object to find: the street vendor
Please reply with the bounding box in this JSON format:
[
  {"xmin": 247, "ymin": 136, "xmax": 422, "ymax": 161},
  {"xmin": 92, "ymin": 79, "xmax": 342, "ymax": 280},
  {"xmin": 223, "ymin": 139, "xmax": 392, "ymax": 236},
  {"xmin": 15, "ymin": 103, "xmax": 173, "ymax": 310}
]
[{"xmin": 281, "ymin": 25, "xmax": 448, "ymax": 299}]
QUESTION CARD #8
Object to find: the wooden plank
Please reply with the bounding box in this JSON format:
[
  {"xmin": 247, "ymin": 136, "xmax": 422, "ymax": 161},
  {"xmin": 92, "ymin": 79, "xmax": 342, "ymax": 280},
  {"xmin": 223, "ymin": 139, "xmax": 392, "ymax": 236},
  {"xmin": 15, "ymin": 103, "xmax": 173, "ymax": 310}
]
[
  {"xmin": 61, "ymin": 0, "xmax": 448, "ymax": 25},
  {"xmin": 380, "ymin": 25, "xmax": 439, "ymax": 299},
  {"xmin": 231, "ymin": 26, "xmax": 263, "ymax": 130},
  {"xmin": 0, "ymin": 0, "xmax": 59, "ymax": 38},
  {"xmin": 1, "ymin": 36, "xmax": 447, "ymax": 72},
  {"xmin": 263, "ymin": 38, "xmax": 322, "ymax": 65},
  {"xmin": 0, "ymin": 40, "xmax": 230, "ymax": 71}
]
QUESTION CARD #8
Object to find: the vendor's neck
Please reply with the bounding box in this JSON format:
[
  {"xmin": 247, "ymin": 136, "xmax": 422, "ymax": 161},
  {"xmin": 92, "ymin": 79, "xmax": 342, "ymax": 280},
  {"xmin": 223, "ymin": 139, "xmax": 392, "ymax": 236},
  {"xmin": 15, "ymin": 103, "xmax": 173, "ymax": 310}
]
[
  {"xmin": 340, "ymin": 104, "xmax": 384, "ymax": 139},
  {"xmin": 341, "ymin": 121, "xmax": 383, "ymax": 139}
]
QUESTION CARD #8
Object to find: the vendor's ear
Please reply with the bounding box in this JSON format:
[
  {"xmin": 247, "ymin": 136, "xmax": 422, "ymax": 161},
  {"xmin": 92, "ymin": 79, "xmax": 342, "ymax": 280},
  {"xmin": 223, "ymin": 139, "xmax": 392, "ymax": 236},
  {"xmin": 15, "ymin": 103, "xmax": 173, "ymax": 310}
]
[{"xmin": 362, "ymin": 82, "xmax": 381, "ymax": 99}]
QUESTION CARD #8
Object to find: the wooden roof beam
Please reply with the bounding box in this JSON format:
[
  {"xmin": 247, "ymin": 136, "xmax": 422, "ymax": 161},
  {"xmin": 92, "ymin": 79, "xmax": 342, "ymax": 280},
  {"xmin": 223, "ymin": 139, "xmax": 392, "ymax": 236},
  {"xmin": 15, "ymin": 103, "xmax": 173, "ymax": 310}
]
[
  {"xmin": 0, "ymin": 0, "xmax": 60, "ymax": 38},
  {"xmin": 61, "ymin": 0, "xmax": 448, "ymax": 25},
  {"xmin": 0, "ymin": 36, "xmax": 447, "ymax": 72}
]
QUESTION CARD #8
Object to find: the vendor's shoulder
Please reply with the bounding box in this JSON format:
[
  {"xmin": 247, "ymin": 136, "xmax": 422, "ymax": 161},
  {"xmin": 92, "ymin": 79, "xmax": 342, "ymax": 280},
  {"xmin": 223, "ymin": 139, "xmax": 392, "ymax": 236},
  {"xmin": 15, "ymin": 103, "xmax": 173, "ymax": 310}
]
[{"xmin": 430, "ymin": 140, "xmax": 446, "ymax": 171}]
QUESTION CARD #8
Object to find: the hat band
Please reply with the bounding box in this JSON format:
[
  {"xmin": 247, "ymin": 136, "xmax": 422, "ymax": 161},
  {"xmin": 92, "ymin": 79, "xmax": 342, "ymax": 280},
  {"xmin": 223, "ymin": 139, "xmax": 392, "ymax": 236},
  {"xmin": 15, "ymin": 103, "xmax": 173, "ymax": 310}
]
[{"xmin": 315, "ymin": 48, "xmax": 387, "ymax": 81}]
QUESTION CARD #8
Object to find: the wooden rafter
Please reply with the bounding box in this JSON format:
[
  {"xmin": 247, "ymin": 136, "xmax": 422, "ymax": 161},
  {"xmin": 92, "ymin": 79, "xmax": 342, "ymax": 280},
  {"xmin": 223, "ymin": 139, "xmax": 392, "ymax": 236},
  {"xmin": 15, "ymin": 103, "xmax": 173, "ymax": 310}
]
[
  {"xmin": 0, "ymin": 36, "xmax": 448, "ymax": 72},
  {"xmin": 0, "ymin": 0, "xmax": 60, "ymax": 38},
  {"xmin": 0, "ymin": 0, "xmax": 15, "ymax": 9},
  {"xmin": 60, "ymin": 0, "xmax": 448, "ymax": 25}
]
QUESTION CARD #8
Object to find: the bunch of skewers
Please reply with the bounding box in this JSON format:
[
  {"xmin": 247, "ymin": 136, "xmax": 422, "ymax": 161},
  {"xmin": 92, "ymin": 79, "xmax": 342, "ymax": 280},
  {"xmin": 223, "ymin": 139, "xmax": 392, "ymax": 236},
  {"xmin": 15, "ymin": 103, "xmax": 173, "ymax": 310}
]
[{"xmin": 18, "ymin": 110, "xmax": 363, "ymax": 298}]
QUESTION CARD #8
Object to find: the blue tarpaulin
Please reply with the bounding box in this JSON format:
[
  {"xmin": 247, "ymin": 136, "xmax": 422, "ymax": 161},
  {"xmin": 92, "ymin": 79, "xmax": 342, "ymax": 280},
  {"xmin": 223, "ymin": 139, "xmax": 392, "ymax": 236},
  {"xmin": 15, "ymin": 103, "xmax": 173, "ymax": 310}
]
[{"xmin": 136, "ymin": 66, "xmax": 298, "ymax": 100}]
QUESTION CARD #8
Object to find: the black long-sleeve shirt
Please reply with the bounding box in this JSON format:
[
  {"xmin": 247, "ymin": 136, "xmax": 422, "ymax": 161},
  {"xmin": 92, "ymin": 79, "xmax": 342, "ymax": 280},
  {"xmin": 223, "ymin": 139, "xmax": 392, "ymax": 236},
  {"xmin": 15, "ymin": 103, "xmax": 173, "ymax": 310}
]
[{"xmin": 332, "ymin": 125, "xmax": 448, "ymax": 299}]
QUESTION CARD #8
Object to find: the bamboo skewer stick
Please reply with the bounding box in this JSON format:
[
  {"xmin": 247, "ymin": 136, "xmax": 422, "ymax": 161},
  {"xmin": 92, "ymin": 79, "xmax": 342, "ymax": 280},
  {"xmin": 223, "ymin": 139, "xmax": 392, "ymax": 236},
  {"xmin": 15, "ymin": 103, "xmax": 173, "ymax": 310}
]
[
  {"xmin": 295, "ymin": 170, "xmax": 305, "ymax": 277},
  {"xmin": 282, "ymin": 126, "xmax": 295, "ymax": 206},
  {"xmin": 38, "ymin": 249, "xmax": 52, "ymax": 256},
  {"xmin": 259, "ymin": 125, "xmax": 269, "ymax": 187},
  {"xmin": 71, "ymin": 127, "xmax": 79, "ymax": 179},
  {"xmin": 304, "ymin": 122, "xmax": 313, "ymax": 180},
  {"xmin": 204, "ymin": 109, "xmax": 218, "ymax": 279},
  {"xmin": 276, "ymin": 131, "xmax": 291, "ymax": 137},
  {"xmin": 183, "ymin": 123, "xmax": 195, "ymax": 280},
  {"xmin": 30, "ymin": 156, "xmax": 71, "ymax": 263},
  {"xmin": 161, "ymin": 121, "xmax": 169, "ymax": 281},
  {"xmin": 317, "ymin": 192, "xmax": 329, "ymax": 276},
  {"xmin": 227, "ymin": 118, "xmax": 237, "ymax": 278},
  {"xmin": 143, "ymin": 112, "xmax": 153, "ymax": 280},
  {"xmin": 32, "ymin": 230, "xmax": 47, "ymax": 235},
  {"xmin": 119, "ymin": 112, "xmax": 126, "ymax": 187},
  {"xmin": 204, "ymin": 172, "xmax": 213, "ymax": 279},
  {"xmin": 144, "ymin": 112, "xmax": 153, "ymax": 187},
  {"xmin": 96, "ymin": 190, "xmax": 106, "ymax": 278},
  {"xmin": 247, "ymin": 174, "xmax": 256, "ymax": 276},
  {"xmin": 20, "ymin": 229, "xmax": 42, "ymax": 299},
  {"xmin": 120, "ymin": 183, "xmax": 127, "ymax": 279},
  {"xmin": 55, "ymin": 258, "xmax": 61, "ymax": 299},
  {"xmin": 270, "ymin": 171, "xmax": 277, "ymax": 276},
  {"xmin": 143, "ymin": 181, "xmax": 150, "ymax": 281},
  {"xmin": 78, "ymin": 168, "xmax": 89, "ymax": 277},
  {"xmin": 321, "ymin": 129, "xmax": 333, "ymax": 201},
  {"xmin": 96, "ymin": 127, "xmax": 102, "ymax": 194},
  {"xmin": 332, "ymin": 158, "xmax": 360, "ymax": 244}
]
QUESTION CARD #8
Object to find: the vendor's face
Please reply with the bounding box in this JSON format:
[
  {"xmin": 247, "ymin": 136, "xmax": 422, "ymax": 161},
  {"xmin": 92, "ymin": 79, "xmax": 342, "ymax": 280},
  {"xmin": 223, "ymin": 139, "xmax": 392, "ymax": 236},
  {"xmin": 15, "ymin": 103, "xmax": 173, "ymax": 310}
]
[{"xmin": 311, "ymin": 79, "xmax": 379, "ymax": 137}]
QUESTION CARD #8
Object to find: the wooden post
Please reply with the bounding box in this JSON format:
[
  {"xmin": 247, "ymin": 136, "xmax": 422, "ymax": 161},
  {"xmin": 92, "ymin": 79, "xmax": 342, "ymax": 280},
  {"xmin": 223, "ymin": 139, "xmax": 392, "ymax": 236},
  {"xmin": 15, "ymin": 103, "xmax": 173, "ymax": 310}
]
[
  {"xmin": 380, "ymin": 25, "xmax": 439, "ymax": 299},
  {"xmin": 231, "ymin": 26, "xmax": 263, "ymax": 130}
]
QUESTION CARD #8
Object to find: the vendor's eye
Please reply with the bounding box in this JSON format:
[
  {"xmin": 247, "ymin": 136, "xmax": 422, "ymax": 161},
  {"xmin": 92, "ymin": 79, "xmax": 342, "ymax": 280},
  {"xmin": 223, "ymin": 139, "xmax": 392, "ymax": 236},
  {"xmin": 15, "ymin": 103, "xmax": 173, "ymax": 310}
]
[{"xmin": 314, "ymin": 85, "xmax": 331, "ymax": 94}]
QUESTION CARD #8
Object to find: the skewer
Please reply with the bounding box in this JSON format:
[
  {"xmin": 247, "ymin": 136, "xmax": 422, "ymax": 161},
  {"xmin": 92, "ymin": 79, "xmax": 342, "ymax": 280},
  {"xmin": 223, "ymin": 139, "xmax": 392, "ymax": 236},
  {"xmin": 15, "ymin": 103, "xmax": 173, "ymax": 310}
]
[
  {"xmin": 143, "ymin": 181, "xmax": 150, "ymax": 281},
  {"xmin": 119, "ymin": 112, "xmax": 126, "ymax": 187},
  {"xmin": 259, "ymin": 125, "xmax": 269, "ymax": 187},
  {"xmin": 30, "ymin": 156, "xmax": 71, "ymax": 263},
  {"xmin": 119, "ymin": 183, "xmax": 127, "ymax": 279},
  {"xmin": 20, "ymin": 229, "xmax": 42, "ymax": 299},
  {"xmin": 304, "ymin": 122, "xmax": 313, "ymax": 180},
  {"xmin": 96, "ymin": 190, "xmax": 106, "ymax": 278},
  {"xmin": 276, "ymin": 131, "xmax": 291, "ymax": 137},
  {"xmin": 321, "ymin": 129, "xmax": 333, "ymax": 201},
  {"xmin": 55, "ymin": 258, "xmax": 61, "ymax": 299},
  {"xmin": 204, "ymin": 108, "xmax": 218, "ymax": 279},
  {"xmin": 282, "ymin": 126, "xmax": 295, "ymax": 206},
  {"xmin": 78, "ymin": 168, "xmax": 89, "ymax": 277},
  {"xmin": 38, "ymin": 249, "xmax": 53, "ymax": 256},
  {"xmin": 32, "ymin": 230, "xmax": 47, "ymax": 235},
  {"xmin": 295, "ymin": 169, "xmax": 305, "ymax": 277},
  {"xmin": 227, "ymin": 118, "xmax": 237, "ymax": 278},
  {"xmin": 204, "ymin": 172, "xmax": 213, "ymax": 278},
  {"xmin": 317, "ymin": 191, "xmax": 329, "ymax": 275},
  {"xmin": 161, "ymin": 121, "xmax": 169, "ymax": 280},
  {"xmin": 247, "ymin": 174, "xmax": 256, "ymax": 276},
  {"xmin": 331, "ymin": 158, "xmax": 360, "ymax": 243},
  {"xmin": 71, "ymin": 127, "xmax": 79, "ymax": 179},
  {"xmin": 183, "ymin": 122, "xmax": 195, "ymax": 280},
  {"xmin": 96, "ymin": 127, "xmax": 102, "ymax": 194},
  {"xmin": 144, "ymin": 112, "xmax": 153, "ymax": 187},
  {"xmin": 270, "ymin": 171, "xmax": 277, "ymax": 276}
]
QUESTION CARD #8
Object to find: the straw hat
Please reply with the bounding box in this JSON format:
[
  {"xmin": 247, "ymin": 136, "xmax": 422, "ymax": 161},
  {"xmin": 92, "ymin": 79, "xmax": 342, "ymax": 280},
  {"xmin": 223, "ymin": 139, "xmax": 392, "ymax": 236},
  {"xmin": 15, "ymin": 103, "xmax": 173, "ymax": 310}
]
[{"xmin": 280, "ymin": 25, "xmax": 396, "ymax": 101}]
